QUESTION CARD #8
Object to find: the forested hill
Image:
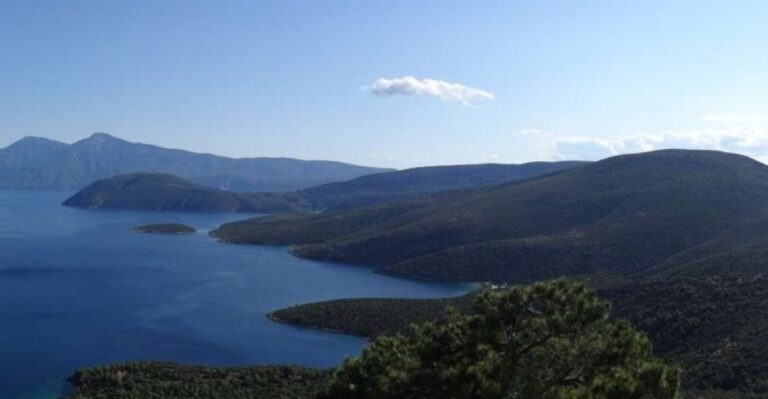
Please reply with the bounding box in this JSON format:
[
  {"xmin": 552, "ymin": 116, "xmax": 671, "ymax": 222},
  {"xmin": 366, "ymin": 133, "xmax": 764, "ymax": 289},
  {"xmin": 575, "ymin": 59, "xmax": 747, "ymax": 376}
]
[
  {"xmin": 0, "ymin": 133, "xmax": 390, "ymax": 191},
  {"xmin": 62, "ymin": 173, "xmax": 306, "ymax": 213},
  {"xmin": 212, "ymin": 149, "xmax": 768, "ymax": 283}
]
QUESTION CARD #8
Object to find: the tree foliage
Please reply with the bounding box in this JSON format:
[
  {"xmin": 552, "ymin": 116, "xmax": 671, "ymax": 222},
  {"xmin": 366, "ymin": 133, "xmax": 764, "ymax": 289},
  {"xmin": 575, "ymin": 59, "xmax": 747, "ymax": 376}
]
[{"xmin": 322, "ymin": 279, "xmax": 681, "ymax": 399}]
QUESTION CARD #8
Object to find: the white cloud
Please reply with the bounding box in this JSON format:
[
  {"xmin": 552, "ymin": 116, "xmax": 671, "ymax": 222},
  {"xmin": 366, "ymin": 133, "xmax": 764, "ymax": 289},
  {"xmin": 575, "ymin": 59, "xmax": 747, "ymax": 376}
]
[
  {"xmin": 530, "ymin": 128, "xmax": 768, "ymax": 163},
  {"xmin": 365, "ymin": 76, "xmax": 495, "ymax": 106},
  {"xmin": 702, "ymin": 114, "xmax": 764, "ymax": 124}
]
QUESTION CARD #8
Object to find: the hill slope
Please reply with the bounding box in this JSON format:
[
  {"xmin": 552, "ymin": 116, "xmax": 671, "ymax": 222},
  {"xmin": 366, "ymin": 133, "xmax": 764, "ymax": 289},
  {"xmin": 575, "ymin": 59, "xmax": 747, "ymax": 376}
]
[
  {"xmin": 0, "ymin": 133, "xmax": 390, "ymax": 191},
  {"xmin": 295, "ymin": 161, "xmax": 587, "ymax": 211},
  {"xmin": 63, "ymin": 173, "xmax": 304, "ymax": 213},
  {"xmin": 212, "ymin": 150, "xmax": 768, "ymax": 282}
]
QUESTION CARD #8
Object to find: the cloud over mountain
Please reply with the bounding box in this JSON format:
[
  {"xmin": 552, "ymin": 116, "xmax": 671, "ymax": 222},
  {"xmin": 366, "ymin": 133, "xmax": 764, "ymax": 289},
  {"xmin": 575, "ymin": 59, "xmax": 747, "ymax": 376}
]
[{"xmin": 532, "ymin": 128, "xmax": 768, "ymax": 162}]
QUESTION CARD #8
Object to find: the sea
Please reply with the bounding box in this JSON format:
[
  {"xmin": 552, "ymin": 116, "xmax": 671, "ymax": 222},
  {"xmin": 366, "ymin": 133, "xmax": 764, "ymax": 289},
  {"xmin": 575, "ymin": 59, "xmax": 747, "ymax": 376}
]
[{"xmin": 0, "ymin": 191, "xmax": 468, "ymax": 399}]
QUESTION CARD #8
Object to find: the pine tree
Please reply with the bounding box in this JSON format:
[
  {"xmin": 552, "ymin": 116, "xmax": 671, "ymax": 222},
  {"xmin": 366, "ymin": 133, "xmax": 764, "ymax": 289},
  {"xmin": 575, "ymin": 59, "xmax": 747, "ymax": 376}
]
[{"xmin": 322, "ymin": 279, "xmax": 681, "ymax": 399}]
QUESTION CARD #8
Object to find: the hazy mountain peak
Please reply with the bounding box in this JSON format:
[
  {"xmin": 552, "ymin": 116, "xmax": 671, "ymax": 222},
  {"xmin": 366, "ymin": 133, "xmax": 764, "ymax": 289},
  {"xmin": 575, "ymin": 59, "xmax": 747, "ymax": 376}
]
[
  {"xmin": 0, "ymin": 133, "xmax": 391, "ymax": 191},
  {"xmin": 74, "ymin": 132, "xmax": 127, "ymax": 146},
  {"xmin": 89, "ymin": 132, "xmax": 118, "ymax": 140},
  {"xmin": 6, "ymin": 135, "xmax": 66, "ymax": 148}
]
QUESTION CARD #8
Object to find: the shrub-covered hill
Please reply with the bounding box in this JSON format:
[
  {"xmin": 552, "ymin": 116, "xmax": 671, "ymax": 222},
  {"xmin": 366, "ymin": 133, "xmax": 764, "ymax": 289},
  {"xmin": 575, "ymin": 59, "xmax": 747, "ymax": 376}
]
[
  {"xmin": 62, "ymin": 173, "xmax": 309, "ymax": 213},
  {"xmin": 212, "ymin": 150, "xmax": 768, "ymax": 283},
  {"xmin": 295, "ymin": 161, "xmax": 587, "ymax": 211},
  {"xmin": 64, "ymin": 363, "xmax": 330, "ymax": 399},
  {"xmin": 603, "ymin": 276, "xmax": 768, "ymax": 397},
  {"xmin": 269, "ymin": 295, "xmax": 474, "ymax": 337},
  {"xmin": 269, "ymin": 276, "xmax": 768, "ymax": 398}
]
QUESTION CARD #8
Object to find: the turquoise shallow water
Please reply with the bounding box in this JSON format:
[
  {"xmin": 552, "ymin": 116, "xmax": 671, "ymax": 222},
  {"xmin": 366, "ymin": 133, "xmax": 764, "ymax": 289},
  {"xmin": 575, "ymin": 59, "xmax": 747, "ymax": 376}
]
[{"xmin": 0, "ymin": 191, "xmax": 468, "ymax": 399}]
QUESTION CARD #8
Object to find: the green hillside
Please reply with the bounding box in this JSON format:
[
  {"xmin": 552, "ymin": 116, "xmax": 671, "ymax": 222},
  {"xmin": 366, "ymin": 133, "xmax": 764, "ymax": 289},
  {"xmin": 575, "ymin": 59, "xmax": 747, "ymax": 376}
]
[
  {"xmin": 269, "ymin": 276, "xmax": 768, "ymax": 398},
  {"xmin": 212, "ymin": 150, "xmax": 768, "ymax": 282}
]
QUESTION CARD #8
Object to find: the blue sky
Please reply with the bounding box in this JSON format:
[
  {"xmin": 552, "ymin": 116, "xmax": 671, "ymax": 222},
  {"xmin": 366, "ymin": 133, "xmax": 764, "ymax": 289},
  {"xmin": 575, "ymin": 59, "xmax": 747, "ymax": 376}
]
[{"xmin": 1, "ymin": 1, "xmax": 767, "ymax": 168}]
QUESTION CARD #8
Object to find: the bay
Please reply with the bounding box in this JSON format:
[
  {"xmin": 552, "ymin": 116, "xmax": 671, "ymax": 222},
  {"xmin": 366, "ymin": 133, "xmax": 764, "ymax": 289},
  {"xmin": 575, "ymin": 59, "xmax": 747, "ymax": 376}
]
[{"xmin": 0, "ymin": 191, "xmax": 467, "ymax": 399}]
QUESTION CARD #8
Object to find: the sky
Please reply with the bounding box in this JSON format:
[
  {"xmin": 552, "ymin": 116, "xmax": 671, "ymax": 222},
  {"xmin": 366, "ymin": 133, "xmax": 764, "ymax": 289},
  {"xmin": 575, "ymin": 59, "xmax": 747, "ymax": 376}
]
[{"xmin": 1, "ymin": 1, "xmax": 768, "ymax": 168}]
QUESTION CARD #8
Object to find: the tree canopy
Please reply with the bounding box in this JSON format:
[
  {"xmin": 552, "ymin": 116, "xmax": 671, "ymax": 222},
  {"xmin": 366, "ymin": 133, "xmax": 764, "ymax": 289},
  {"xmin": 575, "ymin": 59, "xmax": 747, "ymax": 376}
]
[{"xmin": 322, "ymin": 279, "xmax": 681, "ymax": 399}]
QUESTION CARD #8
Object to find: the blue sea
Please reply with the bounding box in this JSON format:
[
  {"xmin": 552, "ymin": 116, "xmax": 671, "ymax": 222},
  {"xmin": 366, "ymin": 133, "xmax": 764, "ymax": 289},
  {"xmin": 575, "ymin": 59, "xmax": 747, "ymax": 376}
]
[{"xmin": 0, "ymin": 191, "xmax": 468, "ymax": 399}]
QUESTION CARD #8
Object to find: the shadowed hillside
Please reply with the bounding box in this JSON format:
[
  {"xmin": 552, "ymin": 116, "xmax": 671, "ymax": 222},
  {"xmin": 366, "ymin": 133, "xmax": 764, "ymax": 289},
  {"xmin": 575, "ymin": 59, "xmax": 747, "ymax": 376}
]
[
  {"xmin": 212, "ymin": 150, "xmax": 768, "ymax": 282},
  {"xmin": 294, "ymin": 161, "xmax": 588, "ymax": 211}
]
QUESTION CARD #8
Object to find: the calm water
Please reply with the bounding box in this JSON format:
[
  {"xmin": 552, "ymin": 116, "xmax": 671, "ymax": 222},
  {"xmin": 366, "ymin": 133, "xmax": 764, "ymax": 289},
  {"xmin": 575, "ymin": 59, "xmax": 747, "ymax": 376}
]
[{"xmin": 0, "ymin": 191, "xmax": 468, "ymax": 399}]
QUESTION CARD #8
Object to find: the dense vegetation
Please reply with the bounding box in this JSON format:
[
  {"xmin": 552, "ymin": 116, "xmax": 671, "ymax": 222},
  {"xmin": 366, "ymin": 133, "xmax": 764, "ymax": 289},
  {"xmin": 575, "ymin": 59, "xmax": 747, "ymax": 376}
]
[
  {"xmin": 603, "ymin": 276, "xmax": 768, "ymax": 398},
  {"xmin": 270, "ymin": 295, "xmax": 473, "ymax": 337},
  {"xmin": 67, "ymin": 281, "xmax": 679, "ymax": 399},
  {"xmin": 64, "ymin": 363, "xmax": 330, "ymax": 399},
  {"xmin": 322, "ymin": 280, "xmax": 679, "ymax": 399},
  {"xmin": 0, "ymin": 133, "xmax": 388, "ymax": 191},
  {"xmin": 272, "ymin": 276, "xmax": 768, "ymax": 398},
  {"xmin": 130, "ymin": 223, "xmax": 196, "ymax": 234},
  {"xmin": 212, "ymin": 150, "xmax": 768, "ymax": 283}
]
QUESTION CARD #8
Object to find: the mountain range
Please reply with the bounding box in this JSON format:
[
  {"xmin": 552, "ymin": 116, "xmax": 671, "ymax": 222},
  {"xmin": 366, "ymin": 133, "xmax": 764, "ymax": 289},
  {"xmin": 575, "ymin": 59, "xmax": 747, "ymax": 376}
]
[
  {"xmin": 63, "ymin": 161, "xmax": 587, "ymax": 213},
  {"xmin": 0, "ymin": 133, "xmax": 390, "ymax": 191},
  {"xmin": 211, "ymin": 149, "xmax": 768, "ymax": 283}
]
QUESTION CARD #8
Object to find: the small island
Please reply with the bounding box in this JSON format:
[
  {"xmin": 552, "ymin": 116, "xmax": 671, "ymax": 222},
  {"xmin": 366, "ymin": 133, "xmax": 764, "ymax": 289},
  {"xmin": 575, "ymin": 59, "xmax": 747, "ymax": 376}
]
[{"xmin": 131, "ymin": 223, "xmax": 197, "ymax": 235}]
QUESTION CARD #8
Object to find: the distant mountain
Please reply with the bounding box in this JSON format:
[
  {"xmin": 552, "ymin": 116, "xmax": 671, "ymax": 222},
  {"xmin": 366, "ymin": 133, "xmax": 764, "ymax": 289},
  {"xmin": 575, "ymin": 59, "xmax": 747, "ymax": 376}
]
[
  {"xmin": 63, "ymin": 173, "xmax": 304, "ymax": 213},
  {"xmin": 0, "ymin": 133, "xmax": 391, "ymax": 191},
  {"xmin": 212, "ymin": 149, "xmax": 768, "ymax": 283}
]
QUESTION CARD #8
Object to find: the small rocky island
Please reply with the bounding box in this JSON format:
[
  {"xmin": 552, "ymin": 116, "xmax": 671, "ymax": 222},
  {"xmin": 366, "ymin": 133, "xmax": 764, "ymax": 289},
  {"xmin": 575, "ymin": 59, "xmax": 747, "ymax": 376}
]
[{"xmin": 131, "ymin": 223, "xmax": 197, "ymax": 235}]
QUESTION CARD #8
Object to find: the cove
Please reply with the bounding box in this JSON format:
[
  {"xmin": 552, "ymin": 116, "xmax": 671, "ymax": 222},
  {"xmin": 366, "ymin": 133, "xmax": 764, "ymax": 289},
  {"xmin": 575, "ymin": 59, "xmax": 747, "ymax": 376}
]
[{"xmin": 0, "ymin": 191, "xmax": 468, "ymax": 399}]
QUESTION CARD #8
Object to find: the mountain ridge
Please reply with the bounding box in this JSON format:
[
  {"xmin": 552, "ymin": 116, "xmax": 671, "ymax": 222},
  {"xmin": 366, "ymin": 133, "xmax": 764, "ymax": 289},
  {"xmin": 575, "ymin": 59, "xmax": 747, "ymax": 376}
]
[
  {"xmin": 63, "ymin": 160, "xmax": 587, "ymax": 213},
  {"xmin": 0, "ymin": 133, "xmax": 391, "ymax": 191}
]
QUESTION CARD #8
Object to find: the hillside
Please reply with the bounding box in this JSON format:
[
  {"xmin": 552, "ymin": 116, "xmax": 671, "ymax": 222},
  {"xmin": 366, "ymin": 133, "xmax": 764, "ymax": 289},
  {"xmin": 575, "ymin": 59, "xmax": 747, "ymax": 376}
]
[
  {"xmin": 269, "ymin": 295, "xmax": 474, "ymax": 337},
  {"xmin": 0, "ymin": 133, "xmax": 390, "ymax": 191},
  {"xmin": 268, "ymin": 276, "xmax": 768, "ymax": 398},
  {"xmin": 294, "ymin": 161, "xmax": 587, "ymax": 211},
  {"xmin": 212, "ymin": 150, "xmax": 768, "ymax": 282},
  {"xmin": 62, "ymin": 173, "xmax": 306, "ymax": 213}
]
